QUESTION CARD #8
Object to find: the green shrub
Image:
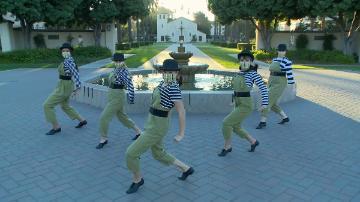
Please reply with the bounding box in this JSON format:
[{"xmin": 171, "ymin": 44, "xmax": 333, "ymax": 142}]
[
  {"xmin": 33, "ymin": 34, "xmax": 46, "ymax": 48},
  {"xmin": 226, "ymin": 42, "xmax": 237, "ymax": 48},
  {"xmin": 237, "ymin": 43, "xmax": 253, "ymax": 50},
  {"xmin": 131, "ymin": 42, "xmax": 140, "ymax": 48},
  {"xmin": 295, "ymin": 34, "xmax": 309, "ymax": 49},
  {"xmin": 116, "ymin": 43, "xmax": 131, "ymax": 50},
  {"xmin": 253, "ymin": 50, "xmax": 276, "ymax": 62},
  {"xmin": 323, "ymin": 34, "xmax": 336, "ymax": 51},
  {"xmin": 0, "ymin": 46, "xmax": 111, "ymax": 63}
]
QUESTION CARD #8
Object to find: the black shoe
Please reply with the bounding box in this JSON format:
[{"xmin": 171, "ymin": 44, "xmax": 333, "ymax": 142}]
[
  {"xmin": 248, "ymin": 140, "xmax": 259, "ymax": 152},
  {"xmin": 75, "ymin": 120, "xmax": 87, "ymax": 128},
  {"xmin": 126, "ymin": 178, "xmax": 144, "ymax": 194},
  {"xmin": 256, "ymin": 122, "xmax": 266, "ymax": 129},
  {"xmin": 96, "ymin": 140, "xmax": 108, "ymax": 149},
  {"xmin": 178, "ymin": 167, "xmax": 194, "ymax": 181},
  {"xmin": 132, "ymin": 134, "xmax": 140, "ymax": 140},
  {"xmin": 218, "ymin": 148, "xmax": 232, "ymax": 157},
  {"xmin": 278, "ymin": 117, "xmax": 289, "ymax": 124},
  {"xmin": 46, "ymin": 128, "xmax": 61, "ymax": 135}
]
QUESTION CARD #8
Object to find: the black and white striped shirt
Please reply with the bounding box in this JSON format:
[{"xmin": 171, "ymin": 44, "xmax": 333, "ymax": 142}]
[
  {"xmin": 158, "ymin": 81, "xmax": 182, "ymax": 109},
  {"xmin": 63, "ymin": 57, "xmax": 81, "ymax": 89},
  {"xmin": 239, "ymin": 71, "xmax": 269, "ymax": 106},
  {"xmin": 113, "ymin": 68, "xmax": 134, "ymax": 104},
  {"xmin": 272, "ymin": 57, "xmax": 295, "ymax": 84}
]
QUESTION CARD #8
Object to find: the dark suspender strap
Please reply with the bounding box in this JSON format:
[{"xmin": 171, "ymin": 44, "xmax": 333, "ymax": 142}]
[
  {"xmin": 270, "ymin": 72, "xmax": 286, "ymax": 76},
  {"xmin": 234, "ymin": 91, "xmax": 251, "ymax": 97},
  {"xmin": 59, "ymin": 75, "xmax": 72, "ymax": 80}
]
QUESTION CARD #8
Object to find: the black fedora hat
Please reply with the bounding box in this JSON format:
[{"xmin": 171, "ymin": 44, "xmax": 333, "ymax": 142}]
[
  {"xmin": 59, "ymin": 42, "xmax": 73, "ymax": 51},
  {"xmin": 112, "ymin": 53, "xmax": 125, "ymax": 61},
  {"xmin": 277, "ymin": 44, "xmax": 287, "ymax": 51},
  {"xmin": 160, "ymin": 59, "xmax": 180, "ymax": 71},
  {"xmin": 237, "ymin": 50, "xmax": 254, "ymax": 61}
]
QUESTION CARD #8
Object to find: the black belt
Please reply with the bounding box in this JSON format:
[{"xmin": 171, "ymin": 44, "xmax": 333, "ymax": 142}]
[
  {"xmin": 109, "ymin": 84, "xmax": 125, "ymax": 89},
  {"xmin": 149, "ymin": 107, "xmax": 169, "ymax": 117},
  {"xmin": 234, "ymin": 91, "xmax": 250, "ymax": 97},
  {"xmin": 270, "ymin": 72, "xmax": 286, "ymax": 76},
  {"xmin": 59, "ymin": 75, "xmax": 72, "ymax": 80}
]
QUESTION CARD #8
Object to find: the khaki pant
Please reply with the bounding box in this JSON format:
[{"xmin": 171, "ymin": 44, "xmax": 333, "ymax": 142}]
[{"xmin": 43, "ymin": 80, "xmax": 82, "ymax": 125}]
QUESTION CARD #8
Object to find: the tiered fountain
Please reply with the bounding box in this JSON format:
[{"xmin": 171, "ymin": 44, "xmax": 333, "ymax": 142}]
[{"xmin": 153, "ymin": 23, "xmax": 209, "ymax": 85}]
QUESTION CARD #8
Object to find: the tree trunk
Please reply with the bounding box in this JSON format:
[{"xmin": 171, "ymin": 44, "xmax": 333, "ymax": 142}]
[
  {"xmin": 94, "ymin": 23, "xmax": 102, "ymax": 46},
  {"xmin": 20, "ymin": 18, "xmax": 32, "ymax": 49},
  {"xmin": 136, "ymin": 19, "xmax": 139, "ymax": 41},
  {"xmin": 117, "ymin": 21, "xmax": 123, "ymax": 43},
  {"xmin": 128, "ymin": 18, "xmax": 133, "ymax": 42},
  {"xmin": 336, "ymin": 11, "xmax": 360, "ymax": 55},
  {"xmin": 252, "ymin": 19, "xmax": 273, "ymax": 51}
]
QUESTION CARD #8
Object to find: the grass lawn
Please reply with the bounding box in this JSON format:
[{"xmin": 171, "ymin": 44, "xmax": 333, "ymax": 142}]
[
  {"xmin": 195, "ymin": 43, "xmax": 239, "ymax": 69},
  {"xmin": 293, "ymin": 64, "xmax": 360, "ymax": 71},
  {"xmin": 109, "ymin": 43, "xmax": 170, "ymax": 68},
  {"xmin": 196, "ymin": 43, "xmax": 360, "ymax": 72}
]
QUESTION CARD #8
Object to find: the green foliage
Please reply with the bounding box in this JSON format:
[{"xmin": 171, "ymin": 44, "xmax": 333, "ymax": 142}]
[
  {"xmin": 131, "ymin": 42, "xmax": 140, "ymax": 48},
  {"xmin": 323, "ymin": 34, "xmax": 336, "ymax": 51},
  {"xmin": 295, "ymin": 34, "xmax": 309, "ymax": 50},
  {"xmin": 0, "ymin": 46, "xmax": 111, "ymax": 63},
  {"xmin": 253, "ymin": 49, "xmax": 355, "ymax": 64},
  {"xmin": 237, "ymin": 43, "xmax": 253, "ymax": 51},
  {"xmin": 116, "ymin": 43, "xmax": 131, "ymax": 50},
  {"xmin": 252, "ymin": 50, "xmax": 277, "ymax": 62},
  {"xmin": 33, "ymin": 34, "xmax": 46, "ymax": 48},
  {"xmin": 193, "ymin": 12, "xmax": 212, "ymax": 35}
]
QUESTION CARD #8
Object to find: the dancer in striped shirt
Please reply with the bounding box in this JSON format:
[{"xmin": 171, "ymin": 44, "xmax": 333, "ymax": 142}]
[
  {"xmin": 43, "ymin": 43, "xmax": 87, "ymax": 135},
  {"xmin": 219, "ymin": 50, "xmax": 268, "ymax": 156},
  {"xmin": 256, "ymin": 44, "xmax": 295, "ymax": 129},
  {"xmin": 96, "ymin": 53, "xmax": 142, "ymax": 149},
  {"xmin": 125, "ymin": 59, "xmax": 194, "ymax": 194}
]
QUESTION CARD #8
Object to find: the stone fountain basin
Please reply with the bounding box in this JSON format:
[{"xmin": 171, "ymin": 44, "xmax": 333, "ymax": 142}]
[
  {"xmin": 169, "ymin": 52, "xmax": 193, "ymax": 60},
  {"xmin": 72, "ymin": 69, "xmax": 296, "ymax": 114},
  {"xmin": 153, "ymin": 62, "xmax": 209, "ymax": 74}
]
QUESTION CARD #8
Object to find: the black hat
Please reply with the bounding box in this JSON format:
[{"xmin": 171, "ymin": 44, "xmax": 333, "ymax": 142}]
[
  {"xmin": 160, "ymin": 59, "xmax": 180, "ymax": 71},
  {"xmin": 59, "ymin": 43, "xmax": 73, "ymax": 51},
  {"xmin": 237, "ymin": 50, "xmax": 254, "ymax": 61},
  {"xmin": 277, "ymin": 44, "xmax": 287, "ymax": 51},
  {"xmin": 112, "ymin": 53, "xmax": 125, "ymax": 61}
]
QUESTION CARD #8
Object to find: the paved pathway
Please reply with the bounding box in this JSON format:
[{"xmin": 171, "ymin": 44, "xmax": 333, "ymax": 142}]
[
  {"xmin": 140, "ymin": 44, "xmax": 225, "ymax": 69},
  {"xmin": 0, "ymin": 55, "xmax": 359, "ymax": 201}
]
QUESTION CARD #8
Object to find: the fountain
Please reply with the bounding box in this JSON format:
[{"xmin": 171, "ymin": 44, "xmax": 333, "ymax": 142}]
[
  {"xmin": 153, "ymin": 22, "xmax": 209, "ymax": 85},
  {"xmin": 74, "ymin": 22, "xmax": 296, "ymax": 113}
]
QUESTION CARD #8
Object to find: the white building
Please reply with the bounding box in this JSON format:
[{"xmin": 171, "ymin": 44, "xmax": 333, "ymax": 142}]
[{"xmin": 157, "ymin": 14, "xmax": 206, "ymax": 43}]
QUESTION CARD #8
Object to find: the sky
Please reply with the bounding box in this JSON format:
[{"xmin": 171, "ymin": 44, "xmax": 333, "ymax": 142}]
[{"xmin": 158, "ymin": 0, "xmax": 215, "ymax": 21}]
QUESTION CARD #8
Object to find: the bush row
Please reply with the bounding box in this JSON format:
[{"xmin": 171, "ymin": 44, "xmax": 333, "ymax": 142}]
[
  {"xmin": 0, "ymin": 46, "xmax": 112, "ymax": 63},
  {"xmin": 252, "ymin": 49, "xmax": 355, "ymax": 64}
]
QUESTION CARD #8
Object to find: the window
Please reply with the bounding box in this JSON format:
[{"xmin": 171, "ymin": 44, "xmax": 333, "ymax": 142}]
[
  {"xmin": 189, "ymin": 33, "xmax": 191, "ymax": 36},
  {"xmin": 172, "ymin": 32, "xmax": 174, "ymax": 37},
  {"xmin": 161, "ymin": 36, "xmax": 164, "ymax": 41},
  {"xmin": 199, "ymin": 36, "xmax": 202, "ymax": 41}
]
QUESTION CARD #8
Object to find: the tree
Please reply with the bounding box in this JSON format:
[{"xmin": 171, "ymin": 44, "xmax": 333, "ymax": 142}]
[
  {"xmin": 0, "ymin": 0, "xmax": 81, "ymax": 49},
  {"xmin": 208, "ymin": 0, "xmax": 307, "ymax": 50},
  {"xmin": 193, "ymin": 11, "xmax": 211, "ymax": 35},
  {"xmin": 311, "ymin": 0, "xmax": 360, "ymax": 55},
  {"xmin": 0, "ymin": 0, "xmax": 43, "ymax": 49},
  {"xmin": 74, "ymin": 0, "xmax": 119, "ymax": 46}
]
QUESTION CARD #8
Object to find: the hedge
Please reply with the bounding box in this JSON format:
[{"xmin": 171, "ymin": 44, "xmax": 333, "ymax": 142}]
[
  {"xmin": 252, "ymin": 49, "xmax": 355, "ymax": 64},
  {"xmin": 0, "ymin": 46, "xmax": 112, "ymax": 63}
]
